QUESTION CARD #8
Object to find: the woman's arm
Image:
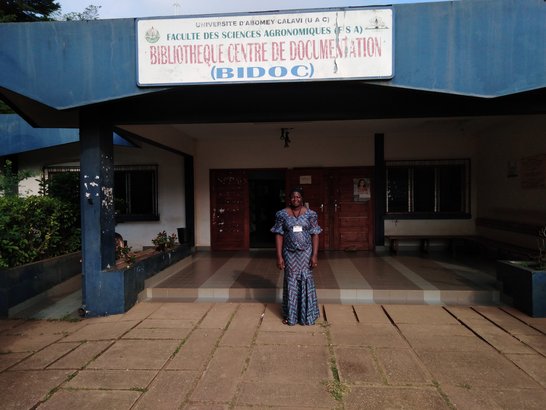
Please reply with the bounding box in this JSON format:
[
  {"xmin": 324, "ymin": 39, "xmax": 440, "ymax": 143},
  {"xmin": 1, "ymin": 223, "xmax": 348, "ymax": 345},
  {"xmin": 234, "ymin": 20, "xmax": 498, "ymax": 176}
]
[
  {"xmin": 275, "ymin": 234, "xmax": 285, "ymax": 270},
  {"xmin": 310, "ymin": 234, "xmax": 319, "ymax": 267}
]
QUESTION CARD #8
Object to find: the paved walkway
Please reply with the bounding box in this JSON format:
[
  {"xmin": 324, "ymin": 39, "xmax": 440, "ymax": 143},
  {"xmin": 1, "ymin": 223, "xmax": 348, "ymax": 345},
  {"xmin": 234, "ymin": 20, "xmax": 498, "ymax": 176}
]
[{"xmin": 1, "ymin": 302, "xmax": 545, "ymax": 409}]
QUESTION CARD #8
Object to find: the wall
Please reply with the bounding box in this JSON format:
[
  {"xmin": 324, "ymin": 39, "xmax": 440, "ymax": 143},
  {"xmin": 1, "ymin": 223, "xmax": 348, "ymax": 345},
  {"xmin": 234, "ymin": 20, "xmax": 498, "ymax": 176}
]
[
  {"xmin": 475, "ymin": 115, "xmax": 546, "ymax": 248},
  {"xmin": 384, "ymin": 120, "xmax": 478, "ymax": 237},
  {"xmin": 18, "ymin": 140, "xmax": 185, "ymax": 251},
  {"xmin": 193, "ymin": 118, "xmax": 479, "ymax": 247}
]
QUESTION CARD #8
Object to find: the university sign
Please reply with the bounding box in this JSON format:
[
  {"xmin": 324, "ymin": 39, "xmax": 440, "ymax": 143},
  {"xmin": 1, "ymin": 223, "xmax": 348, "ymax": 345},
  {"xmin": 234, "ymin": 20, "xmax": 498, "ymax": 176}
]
[{"xmin": 136, "ymin": 8, "xmax": 393, "ymax": 86}]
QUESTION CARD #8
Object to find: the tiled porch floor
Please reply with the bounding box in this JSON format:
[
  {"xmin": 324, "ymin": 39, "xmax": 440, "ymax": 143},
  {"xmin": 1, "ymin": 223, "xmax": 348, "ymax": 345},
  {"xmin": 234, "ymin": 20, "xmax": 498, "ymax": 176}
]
[{"xmin": 143, "ymin": 250, "xmax": 502, "ymax": 306}]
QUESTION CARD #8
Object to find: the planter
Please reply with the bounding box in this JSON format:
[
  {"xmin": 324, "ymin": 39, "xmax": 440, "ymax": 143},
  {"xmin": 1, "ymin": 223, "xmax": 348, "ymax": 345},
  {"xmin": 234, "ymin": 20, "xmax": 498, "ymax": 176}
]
[
  {"xmin": 496, "ymin": 260, "xmax": 546, "ymax": 317},
  {"xmin": 83, "ymin": 244, "xmax": 191, "ymax": 317},
  {"xmin": 0, "ymin": 252, "xmax": 82, "ymax": 317}
]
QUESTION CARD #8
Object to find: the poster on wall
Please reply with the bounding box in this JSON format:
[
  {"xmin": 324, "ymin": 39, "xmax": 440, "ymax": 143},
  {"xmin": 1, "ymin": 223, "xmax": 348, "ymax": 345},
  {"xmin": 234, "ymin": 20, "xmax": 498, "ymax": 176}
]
[
  {"xmin": 520, "ymin": 154, "xmax": 546, "ymax": 189},
  {"xmin": 137, "ymin": 7, "xmax": 393, "ymax": 86},
  {"xmin": 353, "ymin": 178, "xmax": 371, "ymax": 201}
]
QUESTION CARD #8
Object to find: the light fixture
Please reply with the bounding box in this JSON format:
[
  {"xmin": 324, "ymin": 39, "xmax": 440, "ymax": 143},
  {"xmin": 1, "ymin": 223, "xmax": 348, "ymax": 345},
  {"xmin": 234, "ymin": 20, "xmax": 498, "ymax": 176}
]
[{"xmin": 280, "ymin": 128, "xmax": 293, "ymax": 148}]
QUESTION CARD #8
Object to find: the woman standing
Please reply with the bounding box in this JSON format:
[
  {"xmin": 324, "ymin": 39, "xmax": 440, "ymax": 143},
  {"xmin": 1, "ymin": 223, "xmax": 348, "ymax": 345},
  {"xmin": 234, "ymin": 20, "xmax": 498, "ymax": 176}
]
[{"xmin": 271, "ymin": 187, "xmax": 322, "ymax": 326}]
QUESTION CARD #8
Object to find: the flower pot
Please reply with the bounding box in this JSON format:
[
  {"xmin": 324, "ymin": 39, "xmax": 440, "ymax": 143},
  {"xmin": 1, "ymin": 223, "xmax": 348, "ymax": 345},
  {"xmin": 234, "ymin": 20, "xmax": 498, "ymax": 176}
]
[{"xmin": 496, "ymin": 260, "xmax": 546, "ymax": 317}]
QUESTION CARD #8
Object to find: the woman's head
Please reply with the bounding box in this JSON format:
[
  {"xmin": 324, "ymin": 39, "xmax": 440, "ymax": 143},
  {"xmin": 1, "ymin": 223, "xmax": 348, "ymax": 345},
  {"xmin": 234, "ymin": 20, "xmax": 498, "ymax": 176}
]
[
  {"xmin": 358, "ymin": 179, "xmax": 366, "ymax": 187},
  {"xmin": 289, "ymin": 187, "xmax": 304, "ymax": 207}
]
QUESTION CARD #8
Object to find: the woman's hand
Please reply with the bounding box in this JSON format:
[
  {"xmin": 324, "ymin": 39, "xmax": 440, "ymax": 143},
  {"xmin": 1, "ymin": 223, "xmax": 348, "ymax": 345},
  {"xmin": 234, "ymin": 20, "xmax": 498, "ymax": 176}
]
[
  {"xmin": 277, "ymin": 257, "xmax": 285, "ymax": 270},
  {"xmin": 310, "ymin": 255, "xmax": 318, "ymax": 269}
]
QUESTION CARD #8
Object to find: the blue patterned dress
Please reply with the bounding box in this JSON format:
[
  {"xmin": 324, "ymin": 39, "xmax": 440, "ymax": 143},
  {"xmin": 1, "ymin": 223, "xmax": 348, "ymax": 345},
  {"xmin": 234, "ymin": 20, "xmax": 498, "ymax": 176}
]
[{"xmin": 271, "ymin": 208, "xmax": 322, "ymax": 325}]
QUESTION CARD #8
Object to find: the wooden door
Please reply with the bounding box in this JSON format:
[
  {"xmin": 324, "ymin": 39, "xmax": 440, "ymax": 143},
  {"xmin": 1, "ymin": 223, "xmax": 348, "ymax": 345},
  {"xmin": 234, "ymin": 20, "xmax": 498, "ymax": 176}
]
[
  {"xmin": 286, "ymin": 168, "xmax": 328, "ymax": 249},
  {"xmin": 330, "ymin": 168, "xmax": 374, "ymax": 250},
  {"xmin": 210, "ymin": 169, "xmax": 249, "ymax": 250}
]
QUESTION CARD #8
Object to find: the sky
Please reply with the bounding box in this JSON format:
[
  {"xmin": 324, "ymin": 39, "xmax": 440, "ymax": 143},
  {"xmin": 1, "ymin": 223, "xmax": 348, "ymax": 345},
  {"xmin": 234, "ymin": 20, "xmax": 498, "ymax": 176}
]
[{"xmin": 57, "ymin": 0, "xmax": 451, "ymax": 19}]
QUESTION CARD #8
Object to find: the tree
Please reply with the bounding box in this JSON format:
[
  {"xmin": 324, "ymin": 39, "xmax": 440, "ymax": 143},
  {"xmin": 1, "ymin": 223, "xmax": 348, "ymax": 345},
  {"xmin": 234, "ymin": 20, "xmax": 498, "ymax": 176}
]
[
  {"xmin": 62, "ymin": 4, "xmax": 100, "ymax": 21},
  {"xmin": 0, "ymin": 0, "xmax": 61, "ymax": 23}
]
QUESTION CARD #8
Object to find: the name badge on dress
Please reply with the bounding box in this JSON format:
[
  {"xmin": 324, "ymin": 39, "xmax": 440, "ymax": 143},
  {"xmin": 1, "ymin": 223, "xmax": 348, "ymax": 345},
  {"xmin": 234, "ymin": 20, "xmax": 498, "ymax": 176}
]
[{"xmin": 293, "ymin": 225, "xmax": 303, "ymax": 232}]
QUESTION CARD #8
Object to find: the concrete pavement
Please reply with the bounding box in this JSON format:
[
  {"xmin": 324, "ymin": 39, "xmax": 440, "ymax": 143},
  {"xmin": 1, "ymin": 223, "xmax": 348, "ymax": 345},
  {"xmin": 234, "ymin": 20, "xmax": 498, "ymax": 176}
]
[{"xmin": 1, "ymin": 302, "xmax": 545, "ymax": 409}]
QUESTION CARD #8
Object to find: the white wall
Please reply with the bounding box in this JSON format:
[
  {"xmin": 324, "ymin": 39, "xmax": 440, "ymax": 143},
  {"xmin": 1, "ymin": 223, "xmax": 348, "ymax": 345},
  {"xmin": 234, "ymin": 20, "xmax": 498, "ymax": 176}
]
[
  {"xmin": 475, "ymin": 115, "xmax": 546, "ymax": 248},
  {"xmin": 384, "ymin": 123, "xmax": 478, "ymax": 236},
  {"xmin": 194, "ymin": 130, "xmax": 376, "ymax": 247},
  {"xmin": 18, "ymin": 140, "xmax": 186, "ymax": 251}
]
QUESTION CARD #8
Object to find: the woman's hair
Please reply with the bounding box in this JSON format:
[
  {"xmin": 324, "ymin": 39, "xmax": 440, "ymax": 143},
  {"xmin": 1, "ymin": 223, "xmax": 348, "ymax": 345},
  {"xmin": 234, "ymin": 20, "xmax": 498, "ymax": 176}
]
[{"xmin": 289, "ymin": 187, "xmax": 304, "ymax": 196}]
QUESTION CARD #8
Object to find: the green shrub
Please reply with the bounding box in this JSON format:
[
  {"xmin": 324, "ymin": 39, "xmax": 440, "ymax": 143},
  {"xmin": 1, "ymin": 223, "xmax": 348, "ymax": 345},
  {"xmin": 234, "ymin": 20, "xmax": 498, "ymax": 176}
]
[{"xmin": 0, "ymin": 196, "xmax": 81, "ymax": 268}]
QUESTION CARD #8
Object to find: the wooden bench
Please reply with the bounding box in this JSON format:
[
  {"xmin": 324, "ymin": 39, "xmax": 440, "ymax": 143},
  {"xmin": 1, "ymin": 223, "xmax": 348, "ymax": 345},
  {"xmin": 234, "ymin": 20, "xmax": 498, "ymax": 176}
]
[{"xmin": 385, "ymin": 235, "xmax": 471, "ymax": 255}]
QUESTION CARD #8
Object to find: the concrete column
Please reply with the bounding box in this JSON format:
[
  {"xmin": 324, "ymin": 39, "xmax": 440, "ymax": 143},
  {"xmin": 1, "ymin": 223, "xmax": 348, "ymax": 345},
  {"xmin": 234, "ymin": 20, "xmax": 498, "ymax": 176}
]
[
  {"xmin": 374, "ymin": 133, "xmax": 385, "ymax": 247},
  {"xmin": 79, "ymin": 109, "xmax": 115, "ymax": 316}
]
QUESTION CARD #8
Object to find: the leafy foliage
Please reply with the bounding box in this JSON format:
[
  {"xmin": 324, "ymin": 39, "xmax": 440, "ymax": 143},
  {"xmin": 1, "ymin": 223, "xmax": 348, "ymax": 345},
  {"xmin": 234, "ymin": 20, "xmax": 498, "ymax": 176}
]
[
  {"xmin": 152, "ymin": 231, "xmax": 178, "ymax": 251},
  {"xmin": 0, "ymin": 0, "xmax": 61, "ymax": 23},
  {"xmin": 0, "ymin": 160, "xmax": 33, "ymax": 197},
  {"xmin": 62, "ymin": 4, "xmax": 100, "ymax": 21},
  {"xmin": 0, "ymin": 196, "xmax": 81, "ymax": 268}
]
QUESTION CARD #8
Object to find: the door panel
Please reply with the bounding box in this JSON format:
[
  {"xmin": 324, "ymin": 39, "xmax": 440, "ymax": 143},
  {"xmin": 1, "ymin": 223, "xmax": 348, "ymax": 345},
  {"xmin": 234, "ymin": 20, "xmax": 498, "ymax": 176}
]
[
  {"xmin": 331, "ymin": 168, "xmax": 374, "ymax": 251},
  {"xmin": 210, "ymin": 169, "xmax": 249, "ymax": 250},
  {"xmin": 286, "ymin": 168, "xmax": 327, "ymax": 249}
]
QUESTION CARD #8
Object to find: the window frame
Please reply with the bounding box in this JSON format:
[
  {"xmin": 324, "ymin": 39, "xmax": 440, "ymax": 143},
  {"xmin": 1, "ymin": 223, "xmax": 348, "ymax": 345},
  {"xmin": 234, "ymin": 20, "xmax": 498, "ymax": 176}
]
[
  {"xmin": 385, "ymin": 159, "xmax": 471, "ymax": 220},
  {"xmin": 44, "ymin": 164, "xmax": 160, "ymax": 222}
]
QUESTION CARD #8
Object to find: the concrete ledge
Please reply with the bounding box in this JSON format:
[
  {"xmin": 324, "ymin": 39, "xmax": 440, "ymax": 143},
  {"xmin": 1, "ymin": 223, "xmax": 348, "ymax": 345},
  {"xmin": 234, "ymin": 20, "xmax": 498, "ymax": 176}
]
[
  {"xmin": 83, "ymin": 244, "xmax": 192, "ymax": 317},
  {"xmin": 0, "ymin": 252, "xmax": 81, "ymax": 317}
]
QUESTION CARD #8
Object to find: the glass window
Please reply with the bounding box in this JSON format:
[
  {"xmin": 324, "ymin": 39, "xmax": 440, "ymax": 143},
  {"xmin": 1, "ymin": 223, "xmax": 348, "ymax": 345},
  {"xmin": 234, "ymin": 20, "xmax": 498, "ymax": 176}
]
[
  {"xmin": 44, "ymin": 165, "xmax": 159, "ymax": 222},
  {"xmin": 385, "ymin": 159, "xmax": 470, "ymax": 219}
]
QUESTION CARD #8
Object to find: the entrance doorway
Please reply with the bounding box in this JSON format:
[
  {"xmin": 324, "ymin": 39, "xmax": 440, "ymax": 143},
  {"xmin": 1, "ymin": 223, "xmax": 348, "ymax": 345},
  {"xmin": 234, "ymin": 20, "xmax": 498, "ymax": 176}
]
[
  {"xmin": 249, "ymin": 170, "xmax": 286, "ymax": 248},
  {"xmin": 210, "ymin": 167, "xmax": 373, "ymax": 251}
]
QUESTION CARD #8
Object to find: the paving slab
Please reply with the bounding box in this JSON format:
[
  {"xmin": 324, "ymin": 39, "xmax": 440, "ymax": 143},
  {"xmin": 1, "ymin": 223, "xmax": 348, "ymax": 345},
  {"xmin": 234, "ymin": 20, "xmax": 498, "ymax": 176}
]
[
  {"xmin": 0, "ymin": 319, "xmax": 25, "ymax": 333},
  {"xmin": 0, "ymin": 333, "xmax": 65, "ymax": 353},
  {"xmin": 4, "ymin": 319, "xmax": 86, "ymax": 336},
  {"xmin": 148, "ymin": 302, "xmax": 212, "ymax": 321},
  {"xmin": 37, "ymin": 389, "xmax": 141, "ymax": 410},
  {"xmin": 133, "ymin": 370, "xmax": 199, "ymax": 409},
  {"xmin": 245, "ymin": 344, "xmax": 330, "ymax": 383},
  {"xmin": 190, "ymin": 346, "xmax": 248, "ymax": 402},
  {"xmin": 500, "ymin": 307, "xmax": 546, "ymax": 333},
  {"xmin": 88, "ymin": 339, "xmax": 180, "ymax": 370},
  {"xmin": 397, "ymin": 324, "xmax": 491, "ymax": 352},
  {"xmin": 236, "ymin": 381, "xmax": 336, "ymax": 408},
  {"xmin": 442, "ymin": 384, "xmax": 546, "ymax": 410},
  {"xmin": 0, "ymin": 351, "xmax": 30, "ymax": 371},
  {"xmin": 48, "ymin": 340, "xmax": 113, "ymax": 370},
  {"xmin": 135, "ymin": 318, "xmax": 196, "ymax": 329},
  {"xmin": 345, "ymin": 386, "xmax": 450, "ymax": 409},
  {"xmin": 353, "ymin": 304, "xmax": 392, "ymax": 324},
  {"xmin": 0, "ymin": 369, "xmax": 72, "ymax": 409},
  {"xmin": 323, "ymin": 304, "xmax": 358, "ymax": 324},
  {"xmin": 118, "ymin": 301, "xmax": 162, "ymax": 321},
  {"xmin": 122, "ymin": 326, "xmax": 192, "ymax": 340},
  {"xmin": 329, "ymin": 323, "xmax": 408, "ymax": 348},
  {"xmin": 66, "ymin": 369, "xmax": 157, "ymax": 389},
  {"xmin": 473, "ymin": 306, "xmax": 543, "ymax": 335},
  {"xmin": 62, "ymin": 320, "xmax": 140, "ymax": 342},
  {"xmin": 167, "ymin": 328, "xmax": 223, "ymax": 370},
  {"xmin": 516, "ymin": 334, "xmax": 546, "ymax": 355},
  {"xmin": 219, "ymin": 303, "xmax": 264, "ymax": 346},
  {"xmin": 418, "ymin": 349, "xmax": 542, "ymax": 389},
  {"xmin": 383, "ymin": 305, "xmax": 460, "ymax": 325},
  {"xmin": 469, "ymin": 323, "xmax": 535, "ymax": 354},
  {"xmin": 256, "ymin": 329, "xmax": 328, "ymax": 346},
  {"xmin": 12, "ymin": 341, "xmax": 80, "ymax": 370},
  {"xmin": 374, "ymin": 348, "xmax": 433, "ymax": 385},
  {"xmin": 445, "ymin": 306, "xmax": 492, "ymax": 325},
  {"xmin": 199, "ymin": 302, "xmax": 238, "ymax": 329},
  {"xmin": 506, "ymin": 353, "xmax": 546, "ymax": 388},
  {"xmin": 186, "ymin": 403, "xmax": 230, "ymax": 410},
  {"xmin": 335, "ymin": 346, "xmax": 384, "ymax": 384}
]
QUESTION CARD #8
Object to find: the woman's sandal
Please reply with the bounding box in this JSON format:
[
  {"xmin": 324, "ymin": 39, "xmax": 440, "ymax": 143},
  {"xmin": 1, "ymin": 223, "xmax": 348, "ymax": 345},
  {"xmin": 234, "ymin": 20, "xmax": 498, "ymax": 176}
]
[{"xmin": 282, "ymin": 319, "xmax": 295, "ymax": 326}]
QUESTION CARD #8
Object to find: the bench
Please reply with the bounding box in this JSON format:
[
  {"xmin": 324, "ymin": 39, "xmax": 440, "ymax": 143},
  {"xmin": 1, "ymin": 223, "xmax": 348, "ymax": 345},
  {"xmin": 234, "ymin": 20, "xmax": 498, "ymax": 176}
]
[{"xmin": 385, "ymin": 235, "xmax": 471, "ymax": 255}]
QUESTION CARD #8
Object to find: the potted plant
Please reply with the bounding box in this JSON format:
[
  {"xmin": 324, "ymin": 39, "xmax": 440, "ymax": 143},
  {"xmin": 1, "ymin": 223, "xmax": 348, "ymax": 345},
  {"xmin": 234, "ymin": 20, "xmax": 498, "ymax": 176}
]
[
  {"xmin": 151, "ymin": 230, "xmax": 178, "ymax": 252},
  {"xmin": 496, "ymin": 226, "xmax": 546, "ymax": 317}
]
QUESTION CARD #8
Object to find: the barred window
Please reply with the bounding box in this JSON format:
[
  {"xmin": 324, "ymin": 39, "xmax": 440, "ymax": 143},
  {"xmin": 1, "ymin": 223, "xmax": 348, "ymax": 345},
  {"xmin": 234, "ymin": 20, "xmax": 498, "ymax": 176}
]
[
  {"xmin": 44, "ymin": 165, "xmax": 159, "ymax": 222},
  {"xmin": 386, "ymin": 159, "xmax": 470, "ymax": 219}
]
